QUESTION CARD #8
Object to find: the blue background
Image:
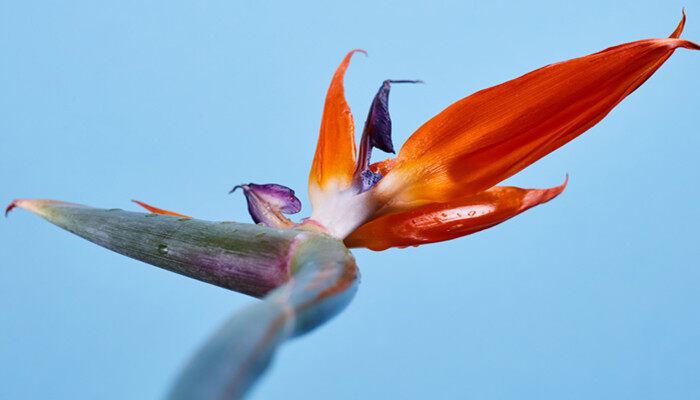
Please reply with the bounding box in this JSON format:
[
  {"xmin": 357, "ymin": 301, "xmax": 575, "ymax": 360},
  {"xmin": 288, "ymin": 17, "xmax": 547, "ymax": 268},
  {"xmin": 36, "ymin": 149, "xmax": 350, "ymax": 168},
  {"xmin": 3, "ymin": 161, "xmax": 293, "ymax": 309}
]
[{"xmin": 2, "ymin": 1, "xmax": 699, "ymax": 399}]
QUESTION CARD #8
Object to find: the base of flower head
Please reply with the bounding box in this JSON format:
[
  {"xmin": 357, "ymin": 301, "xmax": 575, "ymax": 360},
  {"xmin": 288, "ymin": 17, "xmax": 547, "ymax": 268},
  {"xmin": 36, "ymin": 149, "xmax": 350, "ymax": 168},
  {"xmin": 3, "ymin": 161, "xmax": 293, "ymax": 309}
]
[{"xmin": 308, "ymin": 187, "xmax": 381, "ymax": 238}]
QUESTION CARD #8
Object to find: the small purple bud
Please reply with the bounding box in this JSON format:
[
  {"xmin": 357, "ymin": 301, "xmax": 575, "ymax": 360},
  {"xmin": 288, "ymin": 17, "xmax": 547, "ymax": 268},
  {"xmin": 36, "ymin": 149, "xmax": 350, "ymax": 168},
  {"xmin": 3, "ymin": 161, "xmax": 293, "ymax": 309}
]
[{"xmin": 231, "ymin": 183, "xmax": 301, "ymax": 228}]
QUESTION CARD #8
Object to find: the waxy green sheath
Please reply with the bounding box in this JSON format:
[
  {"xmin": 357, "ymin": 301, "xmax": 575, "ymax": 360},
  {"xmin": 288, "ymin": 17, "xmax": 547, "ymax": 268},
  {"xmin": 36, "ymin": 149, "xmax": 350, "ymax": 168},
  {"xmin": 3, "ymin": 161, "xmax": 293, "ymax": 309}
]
[{"xmin": 9, "ymin": 200, "xmax": 303, "ymax": 297}]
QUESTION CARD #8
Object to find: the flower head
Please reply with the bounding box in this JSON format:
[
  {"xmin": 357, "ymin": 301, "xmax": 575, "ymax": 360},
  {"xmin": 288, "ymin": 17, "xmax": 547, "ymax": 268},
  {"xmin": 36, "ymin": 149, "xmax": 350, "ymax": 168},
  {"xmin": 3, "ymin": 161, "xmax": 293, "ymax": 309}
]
[{"xmin": 121, "ymin": 13, "xmax": 699, "ymax": 251}]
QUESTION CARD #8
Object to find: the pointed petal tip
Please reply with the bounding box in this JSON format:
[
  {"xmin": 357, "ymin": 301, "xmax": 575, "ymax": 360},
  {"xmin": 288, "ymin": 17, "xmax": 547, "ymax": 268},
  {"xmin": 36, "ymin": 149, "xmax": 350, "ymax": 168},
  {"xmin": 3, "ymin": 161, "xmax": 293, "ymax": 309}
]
[
  {"xmin": 666, "ymin": 37, "xmax": 700, "ymax": 51},
  {"xmin": 229, "ymin": 184, "xmax": 247, "ymax": 194},
  {"xmin": 5, "ymin": 200, "xmax": 19, "ymax": 217},
  {"xmin": 679, "ymin": 39, "xmax": 700, "ymax": 50},
  {"xmin": 550, "ymin": 173, "xmax": 569, "ymax": 198},
  {"xmin": 668, "ymin": 10, "xmax": 699, "ymax": 49},
  {"xmin": 561, "ymin": 173, "xmax": 570, "ymax": 190},
  {"xmin": 349, "ymin": 49, "xmax": 368, "ymax": 57},
  {"xmin": 670, "ymin": 9, "xmax": 687, "ymax": 38},
  {"xmin": 386, "ymin": 79, "xmax": 424, "ymax": 85},
  {"xmin": 522, "ymin": 175, "xmax": 569, "ymax": 207},
  {"xmin": 4, "ymin": 199, "xmax": 77, "ymax": 218},
  {"xmin": 341, "ymin": 49, "xmax": 368, "ymax": 64}
]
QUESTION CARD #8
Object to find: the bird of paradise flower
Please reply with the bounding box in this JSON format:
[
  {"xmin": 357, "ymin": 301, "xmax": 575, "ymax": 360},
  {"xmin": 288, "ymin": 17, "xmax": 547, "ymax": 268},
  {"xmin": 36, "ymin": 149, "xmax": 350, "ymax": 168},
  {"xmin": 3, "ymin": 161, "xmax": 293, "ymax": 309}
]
[{"xmin": 7, "ymin": 13, "xmax": 697, "ymax": 400}]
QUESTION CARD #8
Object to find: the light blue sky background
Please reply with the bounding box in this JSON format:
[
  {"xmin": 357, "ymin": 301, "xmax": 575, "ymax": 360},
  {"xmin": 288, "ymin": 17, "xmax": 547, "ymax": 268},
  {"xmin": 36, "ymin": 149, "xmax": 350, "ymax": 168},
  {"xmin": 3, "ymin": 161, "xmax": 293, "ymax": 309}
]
[{"xmin": 2, "ymin": 1, "xmax": 699, "ymax": 399}]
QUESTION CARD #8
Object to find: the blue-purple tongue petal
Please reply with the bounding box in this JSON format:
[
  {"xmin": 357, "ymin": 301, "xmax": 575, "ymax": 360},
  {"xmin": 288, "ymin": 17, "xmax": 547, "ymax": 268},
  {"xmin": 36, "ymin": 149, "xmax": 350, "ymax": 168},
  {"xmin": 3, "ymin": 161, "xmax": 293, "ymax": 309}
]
[
  {"xmin": 231, "ymin": 183, "xmax": 301, "ymax": 228},
  {"xmin": 353, "ymin": 79, "xmax": 422, "ymax": 193},
  {"xmin": 367, "ymin": 80, "xmax": 423, "ymax": 154}
]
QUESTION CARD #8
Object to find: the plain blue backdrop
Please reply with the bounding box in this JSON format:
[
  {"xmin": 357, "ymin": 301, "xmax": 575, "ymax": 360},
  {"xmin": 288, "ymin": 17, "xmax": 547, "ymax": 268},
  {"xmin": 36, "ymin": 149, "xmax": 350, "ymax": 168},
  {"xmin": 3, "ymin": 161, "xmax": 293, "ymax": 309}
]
[{"xmin": 2, "ymin": 1, "xmax": 699, "ymax": 399}]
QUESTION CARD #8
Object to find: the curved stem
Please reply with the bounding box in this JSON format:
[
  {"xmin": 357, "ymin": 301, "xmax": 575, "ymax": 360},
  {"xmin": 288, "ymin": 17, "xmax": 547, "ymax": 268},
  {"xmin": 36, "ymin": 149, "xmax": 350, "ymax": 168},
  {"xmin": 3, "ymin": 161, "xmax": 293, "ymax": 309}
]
[{"xmin": 166, "ymin": 233, "xmax": 359, "ymax": 400}]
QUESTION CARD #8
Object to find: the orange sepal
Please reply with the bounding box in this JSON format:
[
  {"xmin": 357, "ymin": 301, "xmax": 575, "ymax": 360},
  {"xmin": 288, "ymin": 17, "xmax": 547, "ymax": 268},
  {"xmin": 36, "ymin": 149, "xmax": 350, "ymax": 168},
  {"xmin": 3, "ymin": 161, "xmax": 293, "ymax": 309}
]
[
  {"xmin": 345, "ymin": 178, "xmax": 567, "ymax": 251},
  {"xmin": 369, "ymin": 158, "xmax": 396, "ymax": 176},
  {"xmin": 374, "ymin": 16, "xmax": 698, "ymax": 213},
  {"xmin": 308, "ymin": 50, "xmax": 365, "ymax": 204},
  {"xmin": 132, "ymin": 200, "xmax": 192, "ymax": 218}
]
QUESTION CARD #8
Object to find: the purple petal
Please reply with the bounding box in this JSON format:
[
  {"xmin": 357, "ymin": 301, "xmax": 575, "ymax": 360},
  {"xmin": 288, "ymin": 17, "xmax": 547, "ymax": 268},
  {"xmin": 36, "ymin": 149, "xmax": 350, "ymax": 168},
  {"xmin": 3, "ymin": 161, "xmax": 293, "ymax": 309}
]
[
  {"xmin": 231, "ymin": 183, "xmax": 301, "ymax": 228},
  {"xmin": 366, "ymin": 81, "xmax": 396, "ymax": 153},
  {"xmin": 367, "ymin": 80, "xmax": 422, "ymax": 154},
  {"xmin": 352, "ymin": 79, "xmax": 422, "ymax": 192}
]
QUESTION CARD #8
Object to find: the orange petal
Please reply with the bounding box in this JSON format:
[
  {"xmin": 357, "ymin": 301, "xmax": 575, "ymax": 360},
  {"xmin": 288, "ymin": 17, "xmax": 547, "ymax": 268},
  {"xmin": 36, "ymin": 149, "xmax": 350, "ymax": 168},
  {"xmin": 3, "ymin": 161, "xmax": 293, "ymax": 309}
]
[
  {"xmin": 374, "ymin": 16, "xmax": 697, "ymax": 214},
  {"xmin": 346, "ymin": 179, "xmax": 567, "ymax": 251},
  {"xmin": 368, "ymin": 158, "xmax": 396, "ymax": 176},
  {"xmin": 308, "ymin": 50, "xmax": 365, "ymax": 207},
  {"xmin": 132, "ymin": 200, "xmax": 192, "ymax": 218}
]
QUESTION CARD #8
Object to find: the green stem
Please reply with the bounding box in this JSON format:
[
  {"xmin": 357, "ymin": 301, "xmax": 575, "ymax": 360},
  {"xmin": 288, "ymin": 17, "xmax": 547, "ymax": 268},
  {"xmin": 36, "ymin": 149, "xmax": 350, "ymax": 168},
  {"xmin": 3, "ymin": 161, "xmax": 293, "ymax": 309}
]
[{"xmin": 166, "ymin": 233, "xmax": 359, "ymax": 399}]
